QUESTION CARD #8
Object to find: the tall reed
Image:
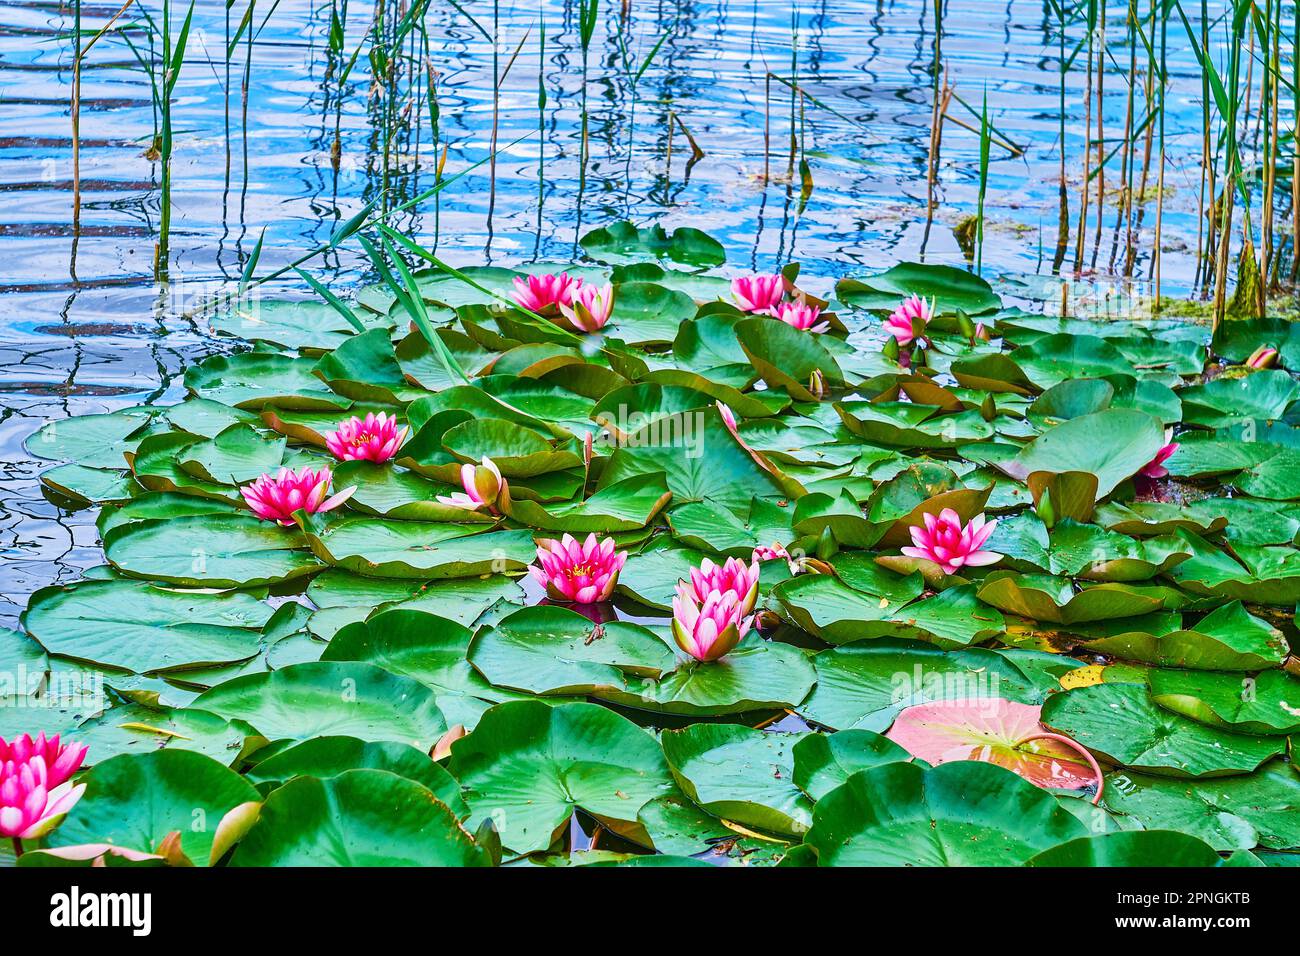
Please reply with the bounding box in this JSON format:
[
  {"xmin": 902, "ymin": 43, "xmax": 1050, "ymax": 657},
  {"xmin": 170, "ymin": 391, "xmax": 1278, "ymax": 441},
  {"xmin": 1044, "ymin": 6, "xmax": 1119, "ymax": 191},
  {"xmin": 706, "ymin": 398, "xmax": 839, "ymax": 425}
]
[{"xmin": 120, "ymin": 0, "xmax": 194, "ymax": 279}]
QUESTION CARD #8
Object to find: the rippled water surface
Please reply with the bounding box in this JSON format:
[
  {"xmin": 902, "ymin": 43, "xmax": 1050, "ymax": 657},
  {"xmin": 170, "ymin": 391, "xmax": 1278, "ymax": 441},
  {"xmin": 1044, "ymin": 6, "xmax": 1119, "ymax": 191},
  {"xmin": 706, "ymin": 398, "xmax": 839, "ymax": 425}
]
[{"xmin": 0, "ymin": 0, "xmax": 1259, "ymax": 622}]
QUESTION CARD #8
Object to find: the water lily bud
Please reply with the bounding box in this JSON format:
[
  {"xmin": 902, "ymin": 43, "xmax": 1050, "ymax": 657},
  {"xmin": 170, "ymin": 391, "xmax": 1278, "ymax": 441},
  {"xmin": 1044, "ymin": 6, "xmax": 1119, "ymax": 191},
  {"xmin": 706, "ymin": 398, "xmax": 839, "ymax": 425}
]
[
  {"xmin": 438, "ymin": 456, "xmax": 510, "ymax": 514},
  {"xmin": 955, "ymin": 310, "xmax": 975, "ymax": 341},
  {"xmin": 1246, "ymin": 345, "xmax": 1278, "ymax": 370},
  {"xmin": 980, "ymin": 393, "xmax": 997, "ymax": 422},
  {"xmin": 1036, "ymin": 491, "xmax": 1057, "ymax": 529},
  {"xmin": 815, "ymin": 526, "xmax": 838, "ymax": 561},
  {"xmin": 808, "ymin": 368, "xmax": 828, "ymax": 400}
]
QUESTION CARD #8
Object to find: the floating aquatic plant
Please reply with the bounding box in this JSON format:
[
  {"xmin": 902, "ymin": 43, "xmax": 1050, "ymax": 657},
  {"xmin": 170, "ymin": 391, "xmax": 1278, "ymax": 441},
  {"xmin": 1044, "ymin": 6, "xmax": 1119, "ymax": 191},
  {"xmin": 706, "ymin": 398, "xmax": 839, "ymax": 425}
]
[{"xmin": 11, "ymin": 219, "xmax": 1300, "ymax": 870}]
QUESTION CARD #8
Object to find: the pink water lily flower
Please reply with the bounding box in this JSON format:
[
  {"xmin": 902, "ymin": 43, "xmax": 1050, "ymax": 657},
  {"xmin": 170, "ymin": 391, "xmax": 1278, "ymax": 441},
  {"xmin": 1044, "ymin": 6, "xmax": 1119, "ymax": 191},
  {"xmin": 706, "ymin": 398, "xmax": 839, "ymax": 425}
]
[
  {"xmin": 325, "ymin": 412, "xmax": 409, "ymax": 463},
  {"xmin": 1246, "ymin": 346, "xmax": 1278, "ymax": 370},
  {"xmin": 731, "ymin": 273, "xmax": 786, "ymax": 313},
  {"xmin": 437, "ymin": 456, "xmax": 509, "ymax": 514},
  {"xmin": 529, "ymin": 533, "xmax": 627, "ymax": 604},
  {"xmin": 770, "ymin": 300, "xmax": 829, "ymax": 333},
  {"xmin": 671, "ymin": 585, "xmax": 751, "ymax": 662},
  {"xmin": 512, "ymin": 272, "xmax": 582, "ymax": 316},
  {"xmin": 560, "ymin": 281, "xmax": 615, "ymax": 333},
  {"xmin": 884, "ymin": 294, "xmax": 934, "ymax": 347},
  {"xmin": 752, "ymin": 542, "xmax": 790, "ymax": 563},
  {"xmin": 1140, "ymin": 436, "xmax": 1180, "ymax": 479},
  {"xmin": 241, "ymin": 466, "xmax": 355, "ymax": 526},
  {"xmin": 1, "ymin": 734, "xmax": 88, "ymax": 841},
  {"xmin": 683, "ymin": 555, "xmax": 761, "ymax": 616},
  {"xmin": 753, "ymin": 542, "xmax": 816, "ymax": 577},
  {"xmin": 716, "ymin": 401, "xmax": 739, "ymax": 434},
  {"xmin": 901, "ymin": 509, "xmax": 1001, "ymax": 575}
]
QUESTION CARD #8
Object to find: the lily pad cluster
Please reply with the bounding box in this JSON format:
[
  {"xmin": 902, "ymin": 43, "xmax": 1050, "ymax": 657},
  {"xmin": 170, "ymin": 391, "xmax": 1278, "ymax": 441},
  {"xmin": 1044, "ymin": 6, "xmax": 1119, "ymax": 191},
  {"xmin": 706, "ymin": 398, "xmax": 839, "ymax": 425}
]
[{"xmin": 8, "ymin": 221, "xmax": 1300, "ymax": 867}]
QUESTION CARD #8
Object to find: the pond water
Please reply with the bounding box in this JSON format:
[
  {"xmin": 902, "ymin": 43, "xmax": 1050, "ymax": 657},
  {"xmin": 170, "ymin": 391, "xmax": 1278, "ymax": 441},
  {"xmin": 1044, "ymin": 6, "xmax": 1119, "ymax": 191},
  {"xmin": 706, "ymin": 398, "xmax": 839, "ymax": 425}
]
[{"xmin": 0, "ymin": 0, "xmax": 1254, "ymax": 624}]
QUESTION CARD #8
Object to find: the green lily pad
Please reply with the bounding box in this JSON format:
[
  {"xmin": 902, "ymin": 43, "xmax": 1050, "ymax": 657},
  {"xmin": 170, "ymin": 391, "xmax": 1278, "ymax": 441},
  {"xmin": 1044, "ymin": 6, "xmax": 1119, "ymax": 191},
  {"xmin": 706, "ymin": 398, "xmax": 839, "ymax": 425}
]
[
  {"xmin": 799, "ymin": 640, "xmax": 1046, "ymax": 731},
  {"xmin": 322, "ymin": 608, "xmax": 518, "ymax": 718},
  {"xmin": 442, "ymin": 418, "xmax": 582, "ymax": 478},
  {"xmin": 53, "ymin": 749, "xmax": 261, "ymax": 866},
  {"xmin": 775, "ymin": 577, "xmax": 1003, "ymax": 648},
  {"xmin": 600, "ymin": 411, "xmax": 799, "ymax": 514},
  {"xmin": 210, "ymin": 298, "xmax": 389, "ymax": 352},
  {"xmin": 40, "ymin": 464, "xmax": 138, "ymax": 506},
  {"xmin": 70, "ymin": 703, "xmax": 261, "ymax": 767},
  {"xmin": 185, "ymin": 352, "xmax": 349, "ymax": 411},
  {"xmin": 1166, "ymin": 538, "xmax": 1300, "ymax": 605},
  {"xmin": 21, "ymin": 579, "xmax": 270, "ymax": 674},
  {"xmin": 1149, "ymin": 668, "xmax": 1300, "ymax": 736},
  {"xmin": 447, "ymin": 699, "xmax": 676, "ymax": 855},
  {"xmin": 736, "ymin": 317, "xmax": 844, "ymax": 401},
  {"xmin": 637, "ymin": 793, "xmax": 789, "ymax": 865},
  {"xmin": 231, "ymin": 770, "xmax": 488, "ymax": 866},
  {"xmin": 996, "ymin": 409, "xmax": 1165, "ymax": 500},
  {"xmin": 308, "ymin": 571, "xmax": 522, "ymax": 626},
  {"xmin": 598, "ymin": 636, "xmax": 817, "ymax": 716},
  {"xmin": 1026, "ymin": 830, "xmax": 1224, "ymax": 867},
  {"xmin": 837, "ymin": 401, "xmax": 995, "ymax": 449},
  {"xmin": 662, "ymin": 724, "xmax": 813, "ymax": 836},
  {"xmin": 178, "ymin": 424, "xmax": 289, "ymax": 486},
  {"xmin": 1104, "ymin": 763, "xmax": 1300, "ymax": 851},
  {"xmin": 504, "ymin": 473, "xmax": 673, "ymax": 532},
  {"xmin": 306, "ymin": 520, "xmax": 534, "ymax": 578},
  {"xmin": 1073, "ymin": 601, "xmax": 1289, "ymax": 671},
  {"xmin": 1212, "ymin": 316, "xmax": 1300, "ymax": 370},
  {"xmin": 580, "ymin": 221, "xmax": 725, "ymax": 267},
  {"xmin": 104, "ymin": 514, "xmax": 323, "ymax": 588},
  {"xmin": 791, "ymin": 729, "xmax": 916, "ymax": 800},
  {"xmin": 1040, "ymin": 683, "xmax": 1286, "ymax": 777},
  {"xmin": 333, "ymin": 460, "xmax": 488, "ymax": 522},
  {"xmin": 666, "ymin": 496, "xmax": 794, "ymax": 555},
  {"xmin": 244, "ymin": 736, "xmax": 466, "ymax": 815},
  {"xmin": 836, "ymin": 263, "xmax": 1001, "ymax": 316},
  {"xmin": 27, "ymin": 408, "xmax": 154, "ymax": 468},
  {"xmin": 1013, "ymin": 334, "xmax": 1138, "ymax": 389},
  {"xmin": 617, "ymin": 539, "xmax": 713, "ymax": 610},
  {"xmin": 976, "ymin": 572, "xmax": 1166, "ymax": 624},
  {"xmin": 193, "ymin": 661, "xmax": 447, "ymax": 748},
  {"xmin": 468, "ymin": 605, "xmax": 676, "ymax": 696},
  {"xmin": 314, "ymin": 328, "xmax": 425, "ymax": 405},
  {"xmin": 804, "ymin": 761, "xmax": 1087, "ymax": 865},
  {"xmin": 1180, "ymin": 370, "xmax": 1300, "ymax": 427},
  {"xmin": 607, "ymin": 281, "xmax": 699, "ymax": 344},
  {"xmin": 792, "ymin": 490, "xmax": 887, "ymax": 549}
]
